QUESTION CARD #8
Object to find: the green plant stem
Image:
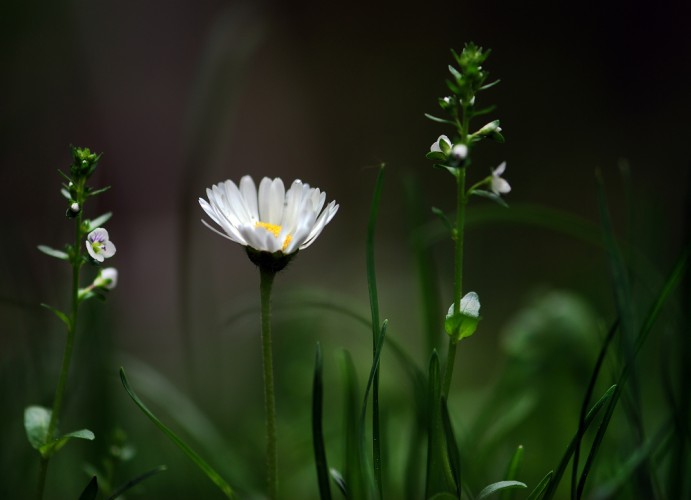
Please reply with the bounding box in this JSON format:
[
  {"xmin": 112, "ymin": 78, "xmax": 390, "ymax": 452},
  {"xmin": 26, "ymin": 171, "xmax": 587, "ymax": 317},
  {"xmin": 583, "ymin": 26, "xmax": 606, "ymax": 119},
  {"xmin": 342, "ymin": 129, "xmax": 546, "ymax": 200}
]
[
  {"xmin": 442, "ymin": 165, "xmax": 467, "ymax": 398},
  {"xmin": 259, "ymin": 268, "xmax": 278, "ymax": 500},
  {"xmin": 37, "ymin": 212, "xmax": 83, "ymax": 500}
]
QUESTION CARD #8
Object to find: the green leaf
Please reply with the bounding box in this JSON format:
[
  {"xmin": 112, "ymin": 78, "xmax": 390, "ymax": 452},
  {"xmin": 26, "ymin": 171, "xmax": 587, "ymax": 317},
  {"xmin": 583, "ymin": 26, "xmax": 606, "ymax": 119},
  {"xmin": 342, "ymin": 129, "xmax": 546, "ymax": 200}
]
[
  {"xmin": 444, "ymin": 292, "xmax": 481, "ymax": 341},
  {"xmin": 87, "ymin": 185, "xmax": 112, "ymax": 197},
  {"xmin": 60, "ymin": 188, "xmax": 72, "ymax": 200},
  {"xmin": 425, "ymin": 113, "xmax": 457, "ymax": 126},
  {"xmin": 440, "ymin": 397, "xmax": 460, "ymax": 493},
  {"xmin": 365, "ymin": 165, "xmax": 385, "ymax": 496},
  {"xmin": 341, "ymin": 352, "xmax": 370, "ymax": 500},
  {"xmin": 426, "ymin": 151, "xmax": 448, "ymax": 162},
  {"xmin": 500, "ymin": 445, "xmax": 524, "ymax": 500},
  {"xmin": 78, "ymin": 476, "xmax": 98, "ymax": 500},
  {"xmin": 24, "ymin": 406, "xmax": 51, "ymax": 451},
  {"xmin": 40, "ymin": 303, "xmax": 72, "ymax": 330},
  {"xmin": 40, "ymin": 428, "xmax": 95, "ymax": 457},
  {"xmin": 107, "ymin": 465, "xmax": 167, "ymax": 500},
  {"xmin": 470, "ymin": 105, "xmax": 497, "ymax": 118},
  {"xmin": 312, "ymin": 343, "xmax": 331, "ymax": 500},
  {"xmin": 425, "ymin": 351, "xmax": 457, "ymax": 498},
  {"xmin": 448, "ymin": 65, "xmax": 462, "ymax": 81},
  {"xmin": 87, "ymin": 212, "xmax": 113, "ymax": 230},
  {"xmin": 431, "ymin": 207, "xmax": 453, "ymax": 234},
  {"xmin": 479, "ymin": 79, "xmax": 501, "ymax": 91},
  {"xmin": 37, "ymin": 245, "xmax": 69, "ymax": 261},
  {"xmin": 491, "ymin": 130, "xmax": 506, "ymax": 143},
  {"xmin": 432, "ymin": 164, "xmax": 460, "ymax": 178},
  {"xmin": 526, "ymin": 471, "xmax": 553, "ymax": 500},
  {"xmin": 119, "ymin": 367, "xmax": 235, "ymax": 498},
  {"xmin": 470, "ymin": 189, "xmax": 509, "ymax": 208},
  {"xmin": 477, "ymin": 480, "xmax": 527, "ymax": 499}
]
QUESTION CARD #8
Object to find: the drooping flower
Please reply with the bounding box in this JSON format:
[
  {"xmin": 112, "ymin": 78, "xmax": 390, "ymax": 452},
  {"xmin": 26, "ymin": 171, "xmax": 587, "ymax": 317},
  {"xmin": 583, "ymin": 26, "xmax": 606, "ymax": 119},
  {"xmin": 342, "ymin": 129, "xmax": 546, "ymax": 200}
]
[
  {"xmin": 199, "ymin": 176, "xmax": 339, "ymax": 259},
  {"xmin": 93, "ymin": 267, "xmax": 118, "ymax": 290},
  {"xmin": 85, "ymin": 228, "xmax": 116, "ymax": 262},
  {"xmin": 490, "ymin": 162, "xmax": 511, "ymax": 195},
  {"xmin": 430, "ymin": 135, "xmax": 452, "ymax": 154}
]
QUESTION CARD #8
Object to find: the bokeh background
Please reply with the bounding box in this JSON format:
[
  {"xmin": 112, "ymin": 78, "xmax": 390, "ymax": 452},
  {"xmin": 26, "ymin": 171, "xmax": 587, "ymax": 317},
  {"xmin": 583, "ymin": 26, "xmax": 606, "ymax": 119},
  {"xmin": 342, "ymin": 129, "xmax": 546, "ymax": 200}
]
[{"xmin": 2, "ymin": 0, "xmax": 689, "ymax": 498}]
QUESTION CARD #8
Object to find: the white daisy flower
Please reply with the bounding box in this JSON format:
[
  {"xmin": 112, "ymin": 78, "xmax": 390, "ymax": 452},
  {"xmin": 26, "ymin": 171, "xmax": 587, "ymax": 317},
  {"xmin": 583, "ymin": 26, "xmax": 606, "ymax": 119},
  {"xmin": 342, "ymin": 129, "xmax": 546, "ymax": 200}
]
[
  {"xmin": 94, "ymin": 267, "xmax": 118, "ymax": 290},
  {"xmin": 199, "ymin": 176, "xmax": 339, "ymax": 256},
  {"xmin": 490, "ymin": 162, "xmax": 511, "ymax": 195},
  {"xmin": 85, "ymin": 228, "xmax": 116, "ymax": 262}
]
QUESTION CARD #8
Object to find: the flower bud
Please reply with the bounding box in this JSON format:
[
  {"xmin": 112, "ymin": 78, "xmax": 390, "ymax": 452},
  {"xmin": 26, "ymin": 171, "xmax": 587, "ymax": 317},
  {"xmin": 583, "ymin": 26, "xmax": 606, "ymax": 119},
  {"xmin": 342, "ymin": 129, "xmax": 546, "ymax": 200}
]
[{"xmin": 451, "ymin": 144, "xmax": 468, "ymax": 161}]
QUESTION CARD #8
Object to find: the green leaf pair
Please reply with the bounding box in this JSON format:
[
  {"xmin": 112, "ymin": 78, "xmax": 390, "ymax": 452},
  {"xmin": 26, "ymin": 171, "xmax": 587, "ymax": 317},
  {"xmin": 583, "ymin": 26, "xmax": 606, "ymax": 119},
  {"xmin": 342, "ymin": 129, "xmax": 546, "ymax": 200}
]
[{"xmin": 24, "ymin": 406, "xmax": 94, "ymax": 459}]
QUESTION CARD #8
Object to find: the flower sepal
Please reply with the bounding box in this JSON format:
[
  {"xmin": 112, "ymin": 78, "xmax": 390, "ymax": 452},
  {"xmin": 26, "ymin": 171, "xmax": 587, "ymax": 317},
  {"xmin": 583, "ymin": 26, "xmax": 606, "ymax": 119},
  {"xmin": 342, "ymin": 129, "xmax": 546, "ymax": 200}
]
[
  {"xmin": 246, "ymin": 247, "xmax": 298, "ymax": 274},
  {"xmin": 445, "ymin": 291, "xmax": 481, "ymax": 343}
]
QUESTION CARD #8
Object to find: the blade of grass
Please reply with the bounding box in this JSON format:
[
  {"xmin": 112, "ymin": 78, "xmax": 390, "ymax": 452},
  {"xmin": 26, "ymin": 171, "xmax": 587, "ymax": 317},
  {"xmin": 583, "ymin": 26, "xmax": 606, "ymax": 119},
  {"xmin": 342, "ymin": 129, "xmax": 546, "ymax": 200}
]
[
  {"xmin": 341, "ymin": 351, "xmax": 373, "ymax": 499},
  {"xmin": 366, "ymin": 165, "xmax": 386, "ymax": 496},
  {"xmin": 425, "ymin": 351, "xmax": 457, "ymax": 498},
  {"xmin": 526, "ymin": 471, "xmax": 553, "ymax": 500},
  {"xmin": 500, "ymin": 445, "xmax": 524, "ymax": 500},
  {"xmin": 542, "ymin": 385, "xmax": 617, "ymax": 500},
  {"xmin": 107, "ymin": 465, "xmax": 167, "ymax": 500},
  {"xmin": 577, "ymin": 246, "xmax": 688, "ymax": 498},
  {"xmin": 571, "ymin": 319, "xmax": 619, "ymax": 499},
  {"xmin": 119, "ymin": 367, "xmax": 234, "ymax": 498},
  {"xmin": 440, "ymin": 396, "xmax": 461, "ymax": 494},
  {"xmin": 312, "ymin": 343, "xmax": 331, "ymax": 500}
]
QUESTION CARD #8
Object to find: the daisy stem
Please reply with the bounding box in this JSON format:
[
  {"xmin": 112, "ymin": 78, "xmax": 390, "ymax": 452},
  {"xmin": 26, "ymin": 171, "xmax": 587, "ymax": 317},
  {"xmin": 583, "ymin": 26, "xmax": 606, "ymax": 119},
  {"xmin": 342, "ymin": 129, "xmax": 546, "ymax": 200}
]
[
  {"xmin": 37, "ymin": 208, "xmax": 84, "ymax": 499},
  {"xmin": 259, "ymin": 267, "xmax": 278, "ymax": 499}
]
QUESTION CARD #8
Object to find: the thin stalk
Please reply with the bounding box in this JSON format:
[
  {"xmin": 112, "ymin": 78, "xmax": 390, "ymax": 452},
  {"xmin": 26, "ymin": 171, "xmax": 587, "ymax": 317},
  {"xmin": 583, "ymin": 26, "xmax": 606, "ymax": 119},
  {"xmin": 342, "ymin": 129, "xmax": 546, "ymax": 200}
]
[
  {"xmin": 37, "ymin": 210, "xmax": 84, "ymax": 500},
  {"xmin": 442, "ymin": 163, "xmax": 467, "ymax": 398},
  {"xmin": 259, "ymin": 268, "xmax": 278, "ymax": 499}
]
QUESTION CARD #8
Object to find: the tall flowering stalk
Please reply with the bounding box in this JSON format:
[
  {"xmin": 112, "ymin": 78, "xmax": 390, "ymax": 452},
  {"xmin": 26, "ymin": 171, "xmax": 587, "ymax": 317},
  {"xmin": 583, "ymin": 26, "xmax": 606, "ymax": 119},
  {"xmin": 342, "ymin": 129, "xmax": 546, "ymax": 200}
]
[
  {"xmin": 200, "ymin": 175, "xmax": 338, "ymax": 498},
  {"xmin": 425, "ymin": 44, "xmax": 511, "ymax": 397},
  {"xmin": 27, "ymin": 147, "xmax": 118, "ymax": 499}
]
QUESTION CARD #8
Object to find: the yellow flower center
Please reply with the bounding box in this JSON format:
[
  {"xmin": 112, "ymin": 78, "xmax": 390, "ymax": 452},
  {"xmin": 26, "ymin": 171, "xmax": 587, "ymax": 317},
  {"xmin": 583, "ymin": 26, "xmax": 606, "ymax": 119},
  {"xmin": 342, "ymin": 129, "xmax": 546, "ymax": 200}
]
[{"xmin": 255, "ymin": 221, "xmax": 293, "ymax": 252}]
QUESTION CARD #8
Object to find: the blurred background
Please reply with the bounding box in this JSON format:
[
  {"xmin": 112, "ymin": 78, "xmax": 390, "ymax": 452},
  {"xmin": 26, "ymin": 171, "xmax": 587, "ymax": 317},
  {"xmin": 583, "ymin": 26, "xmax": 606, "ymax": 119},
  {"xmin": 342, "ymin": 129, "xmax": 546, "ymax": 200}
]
[{"xmin": 1, "ymin": 0, "xmax": 689, "ymax": 498}]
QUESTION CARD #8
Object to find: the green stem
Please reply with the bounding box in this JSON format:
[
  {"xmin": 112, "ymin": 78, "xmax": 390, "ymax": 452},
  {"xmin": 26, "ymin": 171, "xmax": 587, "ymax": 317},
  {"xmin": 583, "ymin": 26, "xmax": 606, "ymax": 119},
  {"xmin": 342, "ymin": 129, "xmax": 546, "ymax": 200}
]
[
  {"xmin": 259, "ymin": 268, "xmax": 278, "ymax": 499},
  {"xmin": 442, "ymin": 105, "xmax": 470, "ymax": 398},
  {"xmin": 38, "ymin": 212, "xmax": 83, "ymax": 499},
  {"xmin": 442, "ymin": 167, "xmax": 467, "ymax": 397}
]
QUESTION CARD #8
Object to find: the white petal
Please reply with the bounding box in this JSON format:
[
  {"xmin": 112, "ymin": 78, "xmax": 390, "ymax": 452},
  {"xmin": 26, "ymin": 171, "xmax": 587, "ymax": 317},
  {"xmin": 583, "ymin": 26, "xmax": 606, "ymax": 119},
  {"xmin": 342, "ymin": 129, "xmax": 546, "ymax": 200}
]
[
  {"xmin": 102, "ymin": 240, "xmax": 116, "ymax": 258},
  {"xmin": 266, "ymin": 178, "xmax": 285, "ymax": 225},
  {"xmin": 258, "ymin": 177, "xmax": 273, "ymax": 222},
  {"xmin": 493, "ymin": 161, "xmax": 507, "ymax": 176},
  {"xmin": 239, "ymin": 175, "xmax": 259, "ymax": 220},
  {"xmin": 460, "ymin": 291, "xmax": 481, "ymax": 317},
  {"xmin": 491, "ymin": 177, "xmax": 511, "ymax": 195},
  {"xmin": 300, "ymin": 201, "xmax": 339, "ymax": 250}
]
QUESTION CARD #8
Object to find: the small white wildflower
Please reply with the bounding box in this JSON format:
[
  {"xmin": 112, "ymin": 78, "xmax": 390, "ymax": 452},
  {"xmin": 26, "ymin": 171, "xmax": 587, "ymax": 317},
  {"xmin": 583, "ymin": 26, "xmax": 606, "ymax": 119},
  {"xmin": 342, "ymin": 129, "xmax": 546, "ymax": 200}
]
[
  {"xmin": 478, "ymin": 120, "xmax": 501, "ymax": 135},
  {"xmin": 69, "ymin": 202, "xmax": 80, "ymax": 213},
  {"xmin": 94, "ymin": 267, "xmax": 118, "ymax": 290},
  {"xmin": 490, "ymin": 162, "xmax": 511, "ymax": 195},
  {"xmin": 451, "ymin": 144, "xmax": 468, "ymax": 161},
  {"xmin": 430, "ymin": 135, "xmax": 452, "ymax": 154},
  {"xmin": 86, "ymin": 228, "xmax": 116, "ymax": 262},
  {"xmin": 199, "ymin": 176, "xmax": 339, "ymax": 256}
]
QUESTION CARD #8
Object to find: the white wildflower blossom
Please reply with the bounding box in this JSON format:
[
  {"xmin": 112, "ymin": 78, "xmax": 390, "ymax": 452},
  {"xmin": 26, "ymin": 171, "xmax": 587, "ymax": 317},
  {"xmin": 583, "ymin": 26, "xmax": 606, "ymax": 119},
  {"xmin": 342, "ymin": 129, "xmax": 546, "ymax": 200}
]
[
  {"xmin": 85, "ymin": 228, "xmax": 116, "ymax": 262},
  {"xmin": 199, "ymin": 176, "xmax": 339, "ymax": 255},
  {"xmin": 490, "ymin": 162, "xmax": 511, "ymax": 195}
]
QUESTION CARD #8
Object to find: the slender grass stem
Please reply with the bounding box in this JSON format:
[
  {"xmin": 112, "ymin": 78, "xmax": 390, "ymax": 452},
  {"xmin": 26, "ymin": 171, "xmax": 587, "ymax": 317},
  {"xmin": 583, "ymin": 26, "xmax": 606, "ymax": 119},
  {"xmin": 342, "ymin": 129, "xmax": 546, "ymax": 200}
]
[
  {"xmin": 259, "ymin": 268, "xmax": 278, "ymax": 499},
  {"xmin": 37, "ymin": 211, "xmax": 83, "ymax": 500}
]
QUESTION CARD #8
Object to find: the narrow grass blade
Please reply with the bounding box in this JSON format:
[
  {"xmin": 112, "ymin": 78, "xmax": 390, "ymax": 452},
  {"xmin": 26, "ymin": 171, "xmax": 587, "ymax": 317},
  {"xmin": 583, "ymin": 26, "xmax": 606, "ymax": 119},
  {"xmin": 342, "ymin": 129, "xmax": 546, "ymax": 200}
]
[
  {"xmin": 577, "ymin": 246, "xmax": 688, "ymax": 498},
  {"xmin": 542, "ymin": 385, "xmax": 617, "ymax": 500},
  {"xmin": 78, "ymin": 476, "xmax": 98, "ymax": 500},
  {"xmin": 526, "ymin": 471, "xmax": 553, "ymax": 500},
  {"xmin": 341, "ymin": 352, "xmax": 371, "ymax": 499},
  {"xmin": 425, "ymin": 351, "xmax": 457, "ymax": 498},
  {"xmin": 589, "ymin": 424, "xmax": 671, "ymax": 500},
  {"xmin": 107, "ymin": 465, "xmax": 167, "ymax": 500},
  {"xmin": 571, "ymin": 320, "xmax": 619, "ymax": 499},
  {"xmin": 500, "ymin": 445, "xmax": 524, "ymax": 500},
  {"xmin": 477, "ymin": 480, "xmax": 526, "ymax": 499},
  {"xmin": 440, "ymin": 396, "xmax": 461, "ymax": 494},
  {"xmin": 366, "ymin": 165, "xmax": 385, "ymax": 495},
  {"xmin": 312, "ymin": 343, "xmax": 331, "ymax": 500},
  {"xmin": 119, "ymin": 367, "xmax": 234, "ymax": 498}
]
